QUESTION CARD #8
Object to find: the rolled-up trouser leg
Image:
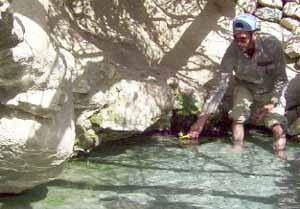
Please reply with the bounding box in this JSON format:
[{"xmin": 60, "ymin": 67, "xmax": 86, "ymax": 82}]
[
  {"xmin": 263, "ymin": 93, "xmax": 288, "ymax": 152},
  {"xmin": 229, "ymin": 85, "xmax": 253, "ymax": 147},
  {"xmin": 229, "ymin": 85, "xmax": 253, "ymax": 124}
]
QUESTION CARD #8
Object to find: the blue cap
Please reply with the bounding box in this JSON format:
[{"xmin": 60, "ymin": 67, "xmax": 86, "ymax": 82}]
[{"xmin": 233, "ymin": 13, "xmax": 257, "ymax": 32}]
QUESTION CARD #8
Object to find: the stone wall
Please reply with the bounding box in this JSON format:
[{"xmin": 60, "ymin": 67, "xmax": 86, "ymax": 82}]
[{"xmin": 238, "ymin": 0, "xmax": 300, "ymax": 60}]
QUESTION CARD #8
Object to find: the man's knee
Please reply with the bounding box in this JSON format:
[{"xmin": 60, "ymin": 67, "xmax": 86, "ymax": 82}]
[
  {"xmin": 229, "ymin": 108, "xmax": 250, "ymax": 124},
  {"xmin": 264, "ymin": 113, "xmax": 288, "ymax": 132}
]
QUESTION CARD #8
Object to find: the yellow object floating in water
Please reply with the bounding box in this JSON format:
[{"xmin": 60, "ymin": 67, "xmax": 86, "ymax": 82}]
[{"xmin": 178, "ymin": 132, "xmax": 190, "ymax": 140}]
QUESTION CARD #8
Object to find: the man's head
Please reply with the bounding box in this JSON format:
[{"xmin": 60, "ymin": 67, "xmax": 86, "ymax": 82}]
[{"xmin": 232, "ymin": 13, "xmax": 258, "ymax": 55}]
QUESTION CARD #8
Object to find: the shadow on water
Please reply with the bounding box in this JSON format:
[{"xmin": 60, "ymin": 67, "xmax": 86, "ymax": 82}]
[
  {"xmin": 246, "ymin": 127, "xmax": 274, "ymax": 155},
  {"xmin": 76, "ymin": 133, "xmax": 216, "ymax": 157},
  {"xmin": 49, "ymin": 179, "xmax": 206, "ymax": 194},
  {"xmin": 73, "ymin": 136, "xmax": 204, "ymax": 173},
  {"xmin": 211, "ymin": 191, "xmax": 280, "ymax": 205},
  {"xmin": 48, "ymin": 179, "xmax": 204, "ymax": 209},
  {"xmin": 76, "ymin": 134, "xmax": 284, "ymax": 179},
  {"xmin": 3, "ymin": 134, "xmax": 297, "ymax": 208},
  {"xmin": 245, "ymin": 129, "xmax": 300, "ymax": 208},
  {"xmin": 275, "ymin": 143, "xmax": 300, "ymax": 209},
  {"xmin": 0, "ymin": 185, "xmax": 48, "ymax": 209}
]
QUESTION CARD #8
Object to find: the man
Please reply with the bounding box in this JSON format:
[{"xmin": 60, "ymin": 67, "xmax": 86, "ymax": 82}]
[{"xmin": 187, "ymin": 13, "xmax": 288, "ymax": 159}]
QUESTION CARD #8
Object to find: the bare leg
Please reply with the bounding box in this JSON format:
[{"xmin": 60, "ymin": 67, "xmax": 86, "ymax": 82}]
[
  {"xmin": 272, "ymin": 124, "xmax": 287, "ymax": 160},
  {"xmin": 231, "ymin": 122, "xmax": 244, "ymax": 152}
]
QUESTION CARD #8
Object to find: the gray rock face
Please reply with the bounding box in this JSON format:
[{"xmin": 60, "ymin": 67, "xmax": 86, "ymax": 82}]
[
  {"xmin": 280, "ymin": 17, "xmax": 300, "ymax": 31},
  {"xmin": 283, "ymin": 2, "xmax": 300, "ymax": 18},
  {"xmin": 0, "ymin": 0, "xmax": 75, "ymax": 193},
  {"xmin": 285, "ymin": 0, "xmax": 300, "ymax": 3},
  {"xmin": 284, "ymin": 35, "xmax": 300, "ymax": 58},
  {"xmin": 258, "ymin": 0, "xmax": 283, "ymax": 8},
  {"xmin": 255, "ymin": 7, "xmax": 282, "ymax": 22},
  {"xmin": 74, "ymin": 64, "xmax": 175, "ymax": 145},
  {"xmin": 237, "ymin": 0, "xmax": 257, "ymax": 13}
]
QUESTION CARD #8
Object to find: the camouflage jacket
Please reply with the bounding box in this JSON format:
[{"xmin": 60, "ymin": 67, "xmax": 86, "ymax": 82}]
[{"xmin": 203, "ymin": 33, "xmax": 288, "ymax": 113}]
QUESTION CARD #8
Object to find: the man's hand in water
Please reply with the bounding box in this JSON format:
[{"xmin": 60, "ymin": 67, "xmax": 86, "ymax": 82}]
[
  {"xmin": 263, "ymin": 103, "xmax": 274, "ymax": 113},
  {"xmin": 252, "ymin": 103, "xmax": 274, "ymax": 122},
  {"xmin": 187, "ymin": 112, "xmax": 210, "ymax": 139}
]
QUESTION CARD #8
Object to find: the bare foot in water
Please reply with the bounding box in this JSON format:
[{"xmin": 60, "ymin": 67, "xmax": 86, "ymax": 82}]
[
  {"xmin": 274, "ymin": 150, "xmax": 288, "ymax": 160},
  {"xmin": 230, "ymin": 145, "xmax": 244, "ymax": 152},
  {"xmin": 179, "ymin": 139, "xmax": 199, "ymax": 146}
]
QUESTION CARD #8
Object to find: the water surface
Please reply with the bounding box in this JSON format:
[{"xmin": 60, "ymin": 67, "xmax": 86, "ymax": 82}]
[{"xmin": 1, "ymin": 132, "xmax": 300, "ymax": 209}]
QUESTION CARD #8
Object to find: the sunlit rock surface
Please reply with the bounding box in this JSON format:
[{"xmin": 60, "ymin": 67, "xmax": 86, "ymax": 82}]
[
  {"xmin": 258, "ymin": 0, "xmax": 283, "ymax": 9},
  {"xmin": 255, "ymin": 7, "xmax": 282, "ymax": 22},
  {"xmin": 236, "ymin": 0, "xmax": 257, "ymax": 13},
  {"xmin": 280, "ymin": 17, "xmax": 300, "ymax": 31},
  {"xmin": 75, "ymin": 78, "xmax": 174, "ymax": 146},
  {"xmin": 0, "ymin": 0, "xmax": 75, "ymax": 193}
]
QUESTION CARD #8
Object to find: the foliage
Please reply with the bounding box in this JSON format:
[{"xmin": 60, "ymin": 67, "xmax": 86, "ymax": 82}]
[{"xmin": 174, "ymin": 92, "xmax": 201, "ymax": 116}]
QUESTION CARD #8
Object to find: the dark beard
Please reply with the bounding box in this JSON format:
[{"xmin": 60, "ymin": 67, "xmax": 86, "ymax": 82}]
[{"xmin": 244, "ymin": 47, "xmax": 255, "ymax": 57}]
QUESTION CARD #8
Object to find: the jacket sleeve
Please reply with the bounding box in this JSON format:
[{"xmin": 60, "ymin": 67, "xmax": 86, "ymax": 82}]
[
  {"xmin": 270, "ymin": 39, "xmax": 288, "ymax": 106},
  {"xmin": 202, "ymin": 43, "xmax": 236, "ymax": 113},
  {"xmin": 202, "ymin": 72, "xmax": 231, "ymax": 113}
]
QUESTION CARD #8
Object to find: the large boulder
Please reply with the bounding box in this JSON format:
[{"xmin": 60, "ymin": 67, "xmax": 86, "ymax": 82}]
[{"xmin": 0, "ymin": 0, "xmax": 75, "ymax": 193}]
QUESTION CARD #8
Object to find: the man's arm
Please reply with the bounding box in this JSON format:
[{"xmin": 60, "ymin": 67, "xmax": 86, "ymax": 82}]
[
  {"xmin": 187, "ymin": 72, "xmax": 231, "ymax": 139},
  {"xmin": 251, "ymin": 37, "xmax": 288, "ymax": 122},
  {"xmin": 187, "ymin": 43, "xmax": 237, "ymax": 139},
  {"xmin": 252, "ymin": 38, "xmax": 288, "ymax": 121},
  {"xmin": 270, "ymin": 38, "xmax": 288, "ymax": 107}
]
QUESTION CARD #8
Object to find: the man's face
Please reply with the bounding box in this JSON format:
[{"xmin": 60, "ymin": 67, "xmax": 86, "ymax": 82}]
[{"xmin": 233, "ymin": 31, "xmax": 255, "ymax": 54}]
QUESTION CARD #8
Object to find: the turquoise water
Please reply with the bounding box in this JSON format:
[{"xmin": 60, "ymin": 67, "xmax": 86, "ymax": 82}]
[{"xmin": 1, "ymin": 132, "xmax": 300, "ymax": 209}]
